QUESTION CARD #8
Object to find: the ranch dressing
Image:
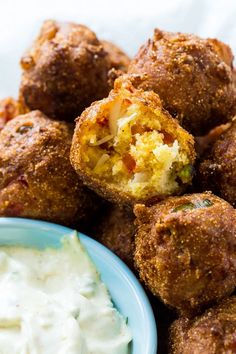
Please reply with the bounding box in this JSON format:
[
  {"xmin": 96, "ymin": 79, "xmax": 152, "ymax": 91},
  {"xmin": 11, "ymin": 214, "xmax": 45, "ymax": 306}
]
[{"xmin": 0, "ymin": 233, "xmax": 131, "ymax": 354}]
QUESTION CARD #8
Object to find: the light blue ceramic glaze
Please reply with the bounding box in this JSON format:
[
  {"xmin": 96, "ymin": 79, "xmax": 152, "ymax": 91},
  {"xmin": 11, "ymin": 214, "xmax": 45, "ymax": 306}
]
[{"xmin": 0, "ymin": 217, "xmax": 157, "ymax": 354}]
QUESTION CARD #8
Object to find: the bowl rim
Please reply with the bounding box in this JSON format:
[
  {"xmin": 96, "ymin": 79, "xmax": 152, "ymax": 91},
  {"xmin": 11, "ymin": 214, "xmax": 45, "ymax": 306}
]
[{"xmin": 0, "ymin": 217, "xmax": 158, "ymax": 354}]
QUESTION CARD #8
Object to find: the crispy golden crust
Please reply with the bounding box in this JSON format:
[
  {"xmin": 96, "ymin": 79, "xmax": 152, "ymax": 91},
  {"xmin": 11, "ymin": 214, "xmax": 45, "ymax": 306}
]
[
  {"xmin": 128, "ymin": 29, "xmax": 236, "ymax": 135},
  {"xmin": 19, "ymin": 20, "xmax": 112, "ymax": 121},
  {"xmin": 0, "ymin": 110, "xmax": 99, "ymax": 226},
  {"xmin": 70, "ymin": 76, "xmax": 196, "ymax": 206},
  {"xmin": 0, "ymin": 97, "xmax": 20, "ymax": 129},
  {"xmin": 134, "ymin": 193, "xmax": 236, "ymax": 316},
  {"xmin": 93, "ymin": 204, "xmax": 135, "ymax": 268},
  {"xmin": 170, "ymin": 296, "xmax": 236, "ymax": 354},
  {"xmin": 199, "ymin": 119, "xmax": 236, "ymax": 207}
]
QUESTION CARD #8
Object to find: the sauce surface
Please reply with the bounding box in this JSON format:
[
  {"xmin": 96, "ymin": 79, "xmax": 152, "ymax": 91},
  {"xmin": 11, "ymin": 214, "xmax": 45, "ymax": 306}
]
[{"xmin": 0, "ymin": 233, "xmax": 131, "ymax": 354}]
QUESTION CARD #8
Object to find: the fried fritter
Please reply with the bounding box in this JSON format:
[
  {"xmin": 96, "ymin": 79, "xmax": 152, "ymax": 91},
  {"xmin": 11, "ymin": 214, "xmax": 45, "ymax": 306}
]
[
  {"xmin": 207, "ymin": 38, "xmax": 234, "ymax": 68},
  {"xmin": 170, "ymin": 296, "xmax": 236, "ymax": 354},
  {"xmin": 128, "ymin": 29, "xmax": 236, "ymax": 135},
  {"xmin": 134, "ymin": 193, "xmax": 236, "ymax": 316},
  {"xmin": 233, "ymin": 68, "xmax": 236, "ymax": 86},
  {"xmin": 70, "ymin": 76, "xmax": 196, "ymax": 206},
  {"xmin": 195, "ymin": 123, "xmax": 231, "ymax": 158},
  {"xmin": 101, "ymin": 40, "xmax": 130, "ymax": 72},
  {"xmin": 19, "ymin": 20, "xmax": 113, "ymax": 121},
  {"xmin": 0, "ymin": 97, "xmax": 19, "ymax": 129},
  {"xmin": 0, "ymin": 110, "xmax": 99, "ymax": 226},
  {"xmin": 94, "ymin": 204, "xmax": 135, "ymax": 268},
  {"xmin": 199, "ymin": 119, "xmax": 236, "ymax": 207}
]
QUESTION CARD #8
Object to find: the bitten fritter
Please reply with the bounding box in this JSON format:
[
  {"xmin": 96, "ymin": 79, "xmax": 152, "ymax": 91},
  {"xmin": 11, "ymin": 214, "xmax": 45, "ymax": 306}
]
[
  {"xmin": 199, "ymin": 119, "xmax": 236, "ymax": 207},
  {"xmin": 128, "ymin": 29, "xmax": 236, "ymax": 135},
  {"xmin": 0, "ymin": 110, "xmax": 99, "ymax": 226},
  {"xmin": 0, "ymin": 97, "xmax": 20, "ymax": 129},
  {"xmin": 70, "ymin": 76, "xmax": 196, "ymax": 206},
  {"xmin": 101, "ymin": 40, "xmax": 130, "ymax": 72},
  {"xmin": 94, "ymin": 204, "xmax": 135, "ymax": 268},
  {"xmin": 19, "ymin": 20, "xmax": 113, "ymax": 121},
  {"xmin": 134, "ymin": 193, "xmax": 236, "ymax": 316},
  {"xmin": 170, "ymin": 296, "xmax": 236, "ymax": 354}
]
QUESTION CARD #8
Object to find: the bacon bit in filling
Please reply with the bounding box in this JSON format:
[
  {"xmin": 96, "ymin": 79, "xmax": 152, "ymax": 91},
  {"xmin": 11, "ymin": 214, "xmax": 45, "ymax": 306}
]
[
  {"xmin": 122, "ymin": 153, "xmax": 136, "ymax": 173},
  {"xmin": 131, "ymin": 123, "xmax": 146, "ymax": 135},
  {"xmin": 97, "ymin": 116, "xmax": 108, "ymax": 127},
  {"xmin": 123, "ymin": 98, "xmax": 132, "ymax": 106},
  {"xmin": 131, "ymin": 123, "xmax": 152, "ymax": 135},
  {"xmin": 160, "ymin": 131, "xmax": 175, "ymax": 145}
]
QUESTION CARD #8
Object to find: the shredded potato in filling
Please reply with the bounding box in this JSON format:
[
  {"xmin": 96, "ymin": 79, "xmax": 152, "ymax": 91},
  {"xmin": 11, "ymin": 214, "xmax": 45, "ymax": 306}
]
[{"xmin": 83, "ymin": 100, "xmax": 191, "ymax": 199}]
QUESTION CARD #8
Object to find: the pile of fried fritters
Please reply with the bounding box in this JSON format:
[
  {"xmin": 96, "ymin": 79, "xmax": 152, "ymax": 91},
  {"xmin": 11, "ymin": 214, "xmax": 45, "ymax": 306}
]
[{"xmin": 1, "ymin": 20, "xmax": 236, "ymax": 353}]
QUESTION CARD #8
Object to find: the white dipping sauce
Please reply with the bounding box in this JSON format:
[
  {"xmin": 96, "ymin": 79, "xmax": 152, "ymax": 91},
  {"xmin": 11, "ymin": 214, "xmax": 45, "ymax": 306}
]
[{"xmin": 0, "ymin": 233, "xmax": 131, "ymax": 354}]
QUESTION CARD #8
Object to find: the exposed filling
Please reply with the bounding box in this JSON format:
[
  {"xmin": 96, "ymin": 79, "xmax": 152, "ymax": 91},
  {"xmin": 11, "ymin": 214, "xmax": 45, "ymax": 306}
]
[{"xmin": 82, "ymin": 98, "xmax": 192, "ymax": 199}]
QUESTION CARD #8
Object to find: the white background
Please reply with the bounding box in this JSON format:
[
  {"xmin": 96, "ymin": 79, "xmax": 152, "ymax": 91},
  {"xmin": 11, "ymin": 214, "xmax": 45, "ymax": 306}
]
[{"xmin": 0, "ymin": 0, "xmax": 236, "ymax": 97}]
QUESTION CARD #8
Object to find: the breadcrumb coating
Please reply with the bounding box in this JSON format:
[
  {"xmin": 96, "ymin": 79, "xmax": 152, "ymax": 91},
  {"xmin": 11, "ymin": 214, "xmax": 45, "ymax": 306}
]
[
  {"xmin": 94, "ymin": 204, "xmax": 135, "ymax": 268},
  {"xmin": 19, "ymin": 20, "xmax": 120, "ymax": 121},
  {"xmin": 0, "ymin": 110, "xmax": 100, "ymax": 226},
  {"xmin": 199, "ymin": 119, "xmax": 236, "ymax": 207},
  {"xmin": 170, "ymin": 296, "xmax": 236, "ymax": 354},
  {"xmin": 134, "ymin": 193, "xmax": 236, "ymax": 316},
  {"xmin": 128, "ymin": 29, "xmax": 236, "ymax": 135}
]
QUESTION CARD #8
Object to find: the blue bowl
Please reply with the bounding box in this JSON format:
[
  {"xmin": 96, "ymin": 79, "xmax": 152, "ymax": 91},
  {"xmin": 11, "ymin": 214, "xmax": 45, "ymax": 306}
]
[{"xmin": 0, "ymin": 217, "xmax": 157, "ymax": 354}]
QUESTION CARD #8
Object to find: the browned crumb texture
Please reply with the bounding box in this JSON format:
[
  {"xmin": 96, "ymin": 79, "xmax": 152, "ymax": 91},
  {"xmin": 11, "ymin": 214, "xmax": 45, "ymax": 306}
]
[
  {"xmin": 199, "ymin": 119, "xmax": 236, "ymax": 207},
  {"xmin": 170, "ymin": 296, "xmax": 236, "ymax": 354},
  {"xmin": 128, "ymin": 29, "xmax": 236, "ymax": 135},
  {"xmin": 134, "ymin": 192, "xmax": 236, "ymax": 316},
  {"xmin": 94, "ymin": 204, "xmax": 135, "ymax": 268},
  {"xmin": 19, "ymin": 20, "xmax": 123, "ymax": 121},
  {"xmin": 70, "ymin": 76, "xmax": 196, "ymax": 206},
  {"xmin": 0, "ymin": 110, "xmax": 99, "ymax": 226}
]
